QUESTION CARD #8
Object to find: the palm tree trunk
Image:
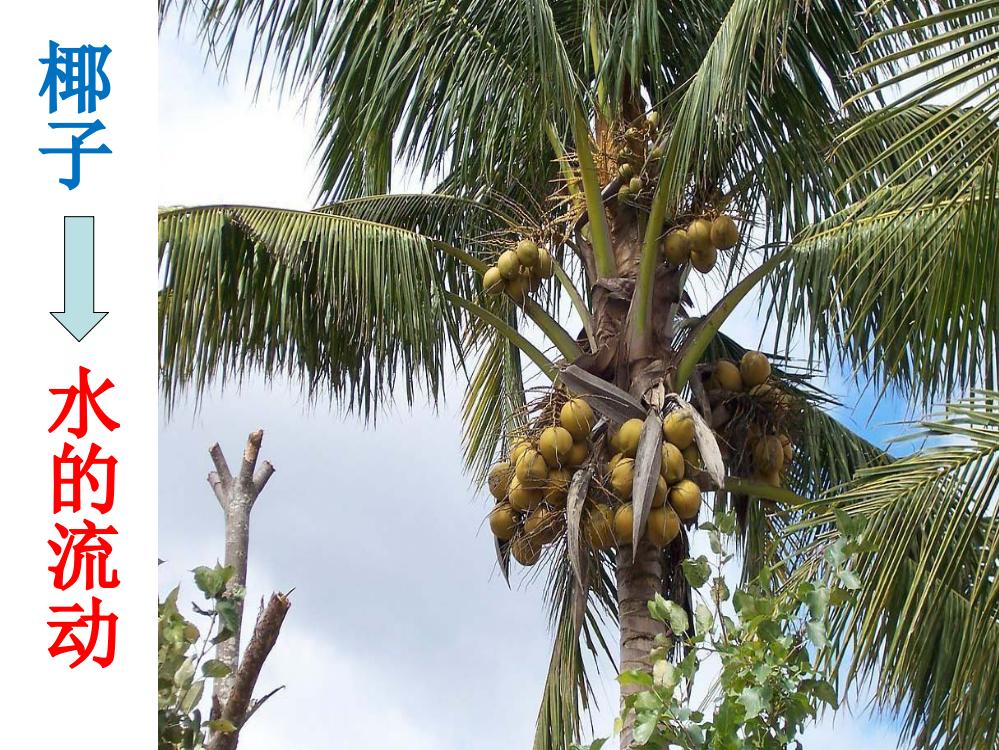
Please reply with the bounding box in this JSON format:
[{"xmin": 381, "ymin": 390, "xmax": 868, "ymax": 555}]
[{"xmin": 617, "ymin": 539, "xmax": 665, "ymax": 748}]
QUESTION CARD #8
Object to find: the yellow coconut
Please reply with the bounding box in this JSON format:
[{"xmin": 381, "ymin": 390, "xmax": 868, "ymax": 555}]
[
  {"xmin": 506, "ymin": 272, "xmax": 529, "ymax": 303},
  {"xmin": 710, "ymin": 215, "xmax": 739, "ymax": 250},
  {"xmin": 669, "ymin": 479, "xmax": 702, "ymax": 521},
  {"xmin": 687, "ymin": 218, "xmax": 713, "ymax": 253},
  {"xmin": 663, "ymin": 409, "xmax": 696, "ymax": 450},
  {"xmin": 566, "ymin": 441, "xmax": 589, "ymax": 468},
  {"xmin": 611, "ymin": 458, "xmax": 636, "ymax": 499},
  {"xmin": 663, "ymin": 229, "xmax": 692, "ymax": 267},
  {"xmin": 753, "ymin": 435, "xmax": 785, "ymax": 474},
  {"xmin": 779, "ymin": 434, "xmax": 794, "ymax": 464},
  {"xmin": 585, "ymin": 504, "xmax": 616, "ymax": 550},
  {"xmin": 539, "ymin": 426, "xmax": 574, "ymax": 468},
  {"xmin": 497, "ymin": 250, "xmax": 521, "ymax": 280},
  {"xmin": 690, "ymin": 245, "xmax": 717, "ymax": 274},
  {"xmin": 661, "ymin": 443, "xmax": 685, "ymax": 484},
  {"xmin": 525, "ymin": 506, "xmax": 563, "ymax": 545},
  {"xmin": 682, "ymin": 445, "xmax": 703, "ymax": 479},
  {"xmin": 652, "ymin": 475, "xmax": 669, "ymax": 508},
  {"xmin": 740, "ymin": 351, "xmax": 771, "ymax": 388},
  {"xmin": 647, "ymin": 110, "xmax": 661, "ymax": 128},
  {"xmin": 560, "ymin": 398, "xmax": 596, "ymax": 441},
  {"xmin": 510, "ymin": 440, "xmax": 531, "ymax": 465},
  {"xmin": 489, "ymin": 503, "xmax": 519, "ymax": 540},
  {"xmin": 756, "ymin": 468, "xmax": 782, "ymax": 488},
  {"xmin": 516, "ymin": 239, "xmax": 540, "ymax": 268},
  {"xmin": 613, "ymin": 503, "xmax": 634, "ymax": 544},
  {"xmin": 511, "ymin": 534, "xmax": 541, "ymax": 566},
  {"xmin": 629, "ymin": 176, "xmax": 643, "ymax": 194},
  {"xmin": 508, "ymin": 476, "xmax": 542, "ymax": 513},
  {"xmin": 537, "ymin": 247, "xmax": 554, "ymax": 279},
  {"xmin": 543, "ymin": 468, "xmax": 573, "ymax": 508},
  {"xmin": 647, "ymin": 506, "xmax": 681, "ymax": 547},
  {"xmin": 483, "ymin": 266, "xmax": 505, "ymax": 295},
  {"xmin": 712, "ymin": 360, "xmax": 743, "ymax": 392},
  {"xmin": 618, "ymin": 418, "xmax": 644, "ymax": 457},
  {"xmin": 607, "ymin": 452, "xmax": 625, "ymax": 475},
  {"xmin": 516, "ymin": 448, "xmax": 549, "ymax": 487},
  {"xmin": 619, "ymin": 163, "xmax": 634, "ymax": 181},
  {"xmin": 488, "ymin": 461, "xmax": 513, "ymax": 500}
]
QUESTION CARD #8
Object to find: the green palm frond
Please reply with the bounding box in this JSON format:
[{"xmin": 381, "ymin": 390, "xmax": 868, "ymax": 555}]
[
  {"xmin": 803, "ymin": 392, "xmax": 999, "ymax": 750},
  {"xmin": 461, "ymin": 304, "xmax": 527, "ymax": 487},
  {"xmin": 158, "ymin": 204, "xmax": 482, "ymax": 416},
  {"xmin": 775, "ymin": 166, "xmax": 999, "ymax": 402}
]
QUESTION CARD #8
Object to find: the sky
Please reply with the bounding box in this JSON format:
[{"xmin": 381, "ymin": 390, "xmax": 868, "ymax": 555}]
[{"xmin": 157, "ymin": 21, "xmax": 912, "ymax": 750}]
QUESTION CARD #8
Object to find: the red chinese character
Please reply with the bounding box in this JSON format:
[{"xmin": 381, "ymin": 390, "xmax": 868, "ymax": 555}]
[
  {"xmin": 47, "ymin": 596, "xmax": 117, "ymax": 668},
  {"xmin": 48, "ymin": 519, "xmax": 120, "ymax": 591},
  {"xmin": 53, "ymin": 442, "xmax": 116, "ymax": 514},
  {"xmin": 49, "ymin": 366, "xmax": 120, "ymax": 439}
]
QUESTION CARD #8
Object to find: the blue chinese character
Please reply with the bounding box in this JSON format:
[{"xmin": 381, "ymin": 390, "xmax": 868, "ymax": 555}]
[
  {"xmin": 39, "ymin": 120, "xmax": 112, "ymax": 190},
  {"xmin": 39, "ymin": 41, "xmax": 111, "ymax": 114}
]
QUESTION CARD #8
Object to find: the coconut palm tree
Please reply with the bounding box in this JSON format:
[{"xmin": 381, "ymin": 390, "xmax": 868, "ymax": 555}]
[{"xmin": 157, "ymin": 1, "xmax": 999, "ymax": 749}]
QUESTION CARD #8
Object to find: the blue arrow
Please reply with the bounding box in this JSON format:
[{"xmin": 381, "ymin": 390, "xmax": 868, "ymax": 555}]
[{"xmin": 51, "ymin": 216, "xmax": 108, "ymax": 341}]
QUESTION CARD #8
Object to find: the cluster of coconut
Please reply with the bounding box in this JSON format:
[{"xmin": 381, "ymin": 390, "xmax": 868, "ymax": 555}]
[
  {"xmin": 482, "ymin": 239, "xmax": 554, "ymax": 303},
  {"xmin": 487, "ymin": 398, "xmax": 597, "ymax": 566},
  {"xmin": 616, "ymin": 110, "xmax": 663, "ymax": 203},
  {"xmin": 662, "ymin": 214, "xmax": 739, "ymax": 275},
  {"xmin": 702, "ymin": 351, "xmax": 795, "ymax": 488},
  {"xmin": 601, "ymin": 409, "xmax": 703, "ymax": 551}
]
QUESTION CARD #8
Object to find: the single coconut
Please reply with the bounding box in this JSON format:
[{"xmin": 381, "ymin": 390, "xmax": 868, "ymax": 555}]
[
  {"xmin": 525, "ymin": 506, "xmax": 563, "ymax": 545},
  {"xmin": 749, "ymin": 383, "xmax": 774, "ymax": 399},
  {"xmin": 619, "ymin": 163, "xmax": 634, "ymax": 180},
  {"xmin": 690, "ymin": 245, "xmax": 717, "ymax": 274},
  {"xmin": 628, "ymin": 176, "xmax": 643, "ymax": 194},
  {"xmin": 489, "ymin": 503, "xmax": 519, "ymax": 540},
  {"xmin": 710, "ymin": 215, "xmax": 739, "ymax": 250},
  {"xmin": 618, "ymin": 418, "xmax": 644, "ymax": 457},
  {"xmin": 647, "ymin": 506, "xmax": 681, "ymax": 547},
  {"xmin": 779, "ymin": 434, "xmax": 794, "ymax": 463},
  {"xmin": 516, "ymin": 448, "xmax": 549, "ymax": 487},
  {"xmin": 663, "ymin": 229, "xmax": 691, "ymax": 266},
  {"xmin": 647, "ymin": 111, "xmax": 661, "ymax": 128},
  {"xmin": 566, "ymin": 441, "xmax": 589, "ymax": 468},
  {"xmin": 506, "ymin": 273, "xmax": 529, "ymax": 303},
  {"xmin": 497, "ymin": 250, "xmax": 521, "ymax": 280},
  {"xmin": 649, "ymin": 146, "xmax": 663, "ymax": 160},
  {"xmin": 753, "ymin": 435, "xmax": 785, "ymax": 474},
  {"xmin": 483, "ymin": 266, "xmax": 505, "ymax": 295},
  {"xmin": 740, "ymin": 351, "xmax": 771, "ymax": 388},
  {"xmin": 663, "ymin": 409, "xmax": 696, "ymax": 449},
  {"xmin": 682, "ymin": 444, "xmax": 703, "ymax": 478},
  {"xmin": 651, "ymin": 475, "xmax": 668, "ymax": 508},
  {"xmin": 610, "ymin": 458, "xmax": 636, "ymax": 499},
  {"xmin": 488, "ymin": 461, "xmax": 513, "ymax": 499},
  {"xmin": 618, "ymin": 185, "xmax": 631, "ymax": 203},
  {"xmin": 585, "ymin": 504, "xmax": 616, "ymax": 550},
  {"xmin": 510, "ymin": 440, "xmax": 531, "ymax": 465},
  {"xmin": 540, "ymin": 426, "xmax": 574, "ymax": 468},
  {"xmin": 508, "ymin": 476, "xmax": 542, "ymax": 512},
  {"xmin": 607, "ymin": 452, "xmax": 625, "ymax": 475},
  {"xmin": 661, "ymin": 443, "xmax": 685, "ymax": 484},
  {"xmin": 613, "ymin": 503, "xmax": 634, "ymax": 544},
  {"xmin": 669, "ymin": 479, "xmax": 702, "ymax": 521},
  {"xmin": 511, "ymin": 534, "xmax": 541, "ymax": 566},
  {"xmin": 625, "ymin": 126, "xmax": 640, "ymax": 141},
  {"xmin": 543, "ymin": 468, "xmax": 573, "ymax": 508},
  {"xmin": 757, "ymin": 468, "xmax": 781, "ymax": 488},
  {"xmin": 516, "ymin": 239, "xmax": 540, "ymax": 268},
  {"xmin": 537, "ymin": 247, "xmax": 554, "ymax": 279},
  {"xmin": 687, "ymin": 218, "xmax": 713, "ymax": 253},
  {"xmin": 560, "ymin": 398, "xmax": 595, "ymax": 440},
  {"xmin": 712, "ymin": 360, "xmax": 743, "ymax": 392}
]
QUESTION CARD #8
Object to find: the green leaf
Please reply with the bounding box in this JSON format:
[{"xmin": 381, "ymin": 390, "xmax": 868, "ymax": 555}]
[
  {"xmin": 739, "ymin": 686, "xmax": 768, "ymax": 720},
  {"xmin": 806, "ymin": 620, "xmax": 827, "ymax": 649},
  {"xmin": 201, "ymin": 660, "xmax": 231, "ymax": 679},
  {"xmin": 618, "ymin": 670, "xmax": 655, "ymax": 688},
  {"xmin": 802, "ymin": 679, "xmax": 839, "ymax": 709},
  {"xmin": 653, "ymin": 661, "xmax": 681, "ymax": 692},
  {"xmin": 682, "ymin": 556, "xmax": 712, "ymax": 589},
  {"xmin": 632, "ymin": 712, "xmax": 659, "ymax": 745},
  {"xmin": 694, "ymin": 603, "xmax": 714, "ymax": 637},
  {"xmin": 837, "ymin": 569, "xmax": 861, "ymax": 590}
]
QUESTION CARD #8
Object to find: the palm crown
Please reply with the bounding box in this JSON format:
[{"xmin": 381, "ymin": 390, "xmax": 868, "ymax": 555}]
[{"xmin": 158, "ymin": 1, "xmax": 999, "ymax": 749}]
